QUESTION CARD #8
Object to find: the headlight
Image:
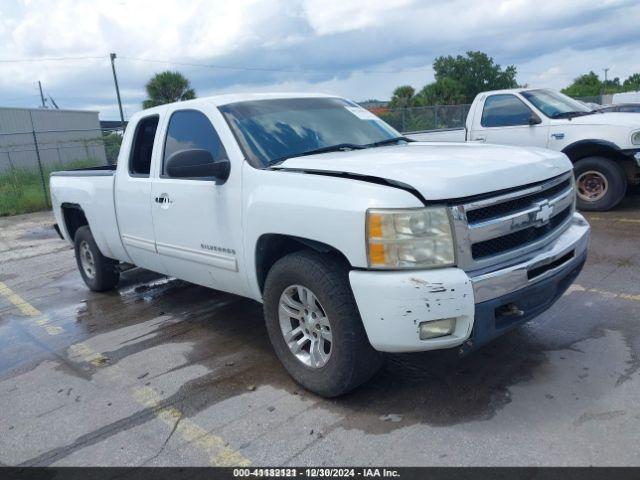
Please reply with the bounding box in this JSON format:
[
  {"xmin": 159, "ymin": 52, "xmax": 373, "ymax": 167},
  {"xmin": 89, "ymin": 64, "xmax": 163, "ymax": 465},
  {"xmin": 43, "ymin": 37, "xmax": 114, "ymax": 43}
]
[
  {"xmin": 632, "ymin": 131, "xmax": 640, "ymax": 145},
  {"xmin": 366, "ymin": 207, "xmax": 455, "ymax": 269}
]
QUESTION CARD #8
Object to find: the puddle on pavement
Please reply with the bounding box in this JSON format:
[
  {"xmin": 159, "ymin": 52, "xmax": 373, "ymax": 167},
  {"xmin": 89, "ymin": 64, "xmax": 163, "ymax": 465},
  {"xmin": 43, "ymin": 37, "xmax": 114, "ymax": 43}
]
[
  {"xmin": 0, "ymin": 315, "xmax": 92, "ymax": 381},
  {"xmin": 19, "ymin": 226, "xmax": 59, "ymax": 241},
  {"xmin": 328, "ymin": 332, "xmax": 547, "ymax": 433}
]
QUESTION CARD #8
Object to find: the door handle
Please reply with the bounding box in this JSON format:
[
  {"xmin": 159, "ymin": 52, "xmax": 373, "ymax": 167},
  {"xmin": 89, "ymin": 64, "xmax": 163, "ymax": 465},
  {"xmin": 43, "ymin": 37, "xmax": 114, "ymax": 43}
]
[
  {"xmin": 473, "ymin": 135, "xmax": 486, "ymax": 142},
  {"xmin": 154, "ymin": 193, "xmax": 172, "ymax": 205}
]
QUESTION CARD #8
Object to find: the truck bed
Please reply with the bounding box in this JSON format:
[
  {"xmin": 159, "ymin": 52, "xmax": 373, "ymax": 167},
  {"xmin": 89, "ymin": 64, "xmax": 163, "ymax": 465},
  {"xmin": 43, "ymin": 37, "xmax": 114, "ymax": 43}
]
[
  {"xmin": 406, "ymin": 128, "xmax": 466, "ymax": 143},
  {"xmin": 50, "ymin": 164, "xmax": 117, "ymax": 177},
  {"xmin": 49, "ymin": 165, "xmax": 127, "ymax": 262}
]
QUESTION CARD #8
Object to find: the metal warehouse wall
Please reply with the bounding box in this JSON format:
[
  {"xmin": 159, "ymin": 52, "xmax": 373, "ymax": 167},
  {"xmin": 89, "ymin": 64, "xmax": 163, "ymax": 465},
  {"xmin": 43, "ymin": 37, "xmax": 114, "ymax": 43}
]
[{"xmin": 0, "ymin": 107, "xmax": 108, "ymax": 173}]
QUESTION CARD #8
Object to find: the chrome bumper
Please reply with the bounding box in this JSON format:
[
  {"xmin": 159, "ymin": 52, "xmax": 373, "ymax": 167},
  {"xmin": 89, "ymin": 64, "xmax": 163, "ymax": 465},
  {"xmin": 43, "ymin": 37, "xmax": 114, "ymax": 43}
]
[{"xmin": 471, "ymin": 212, "xmax": 590, "ymax": 303}]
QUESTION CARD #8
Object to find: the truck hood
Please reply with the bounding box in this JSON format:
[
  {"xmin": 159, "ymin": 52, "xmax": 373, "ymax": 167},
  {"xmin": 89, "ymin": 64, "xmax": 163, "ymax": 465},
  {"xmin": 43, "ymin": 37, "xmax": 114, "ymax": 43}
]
[
  {"xmin": 558, "ymin": 112, "xmax": 640, "ymax": 128},
  {"xmin": 277, "ymin": 142, "xmax": 572, "ymax": 201}
]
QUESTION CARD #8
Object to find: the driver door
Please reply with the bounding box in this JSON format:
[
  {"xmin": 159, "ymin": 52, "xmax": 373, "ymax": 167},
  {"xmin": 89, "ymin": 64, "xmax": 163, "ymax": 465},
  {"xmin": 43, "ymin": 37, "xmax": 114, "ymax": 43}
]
[
  {"xmin": 150, "ymin": 107, "xmax": 245, "ymax": 295},
  {"xmin": 471, "ymin": 94, "xmax": 549, "ymax": 148}
]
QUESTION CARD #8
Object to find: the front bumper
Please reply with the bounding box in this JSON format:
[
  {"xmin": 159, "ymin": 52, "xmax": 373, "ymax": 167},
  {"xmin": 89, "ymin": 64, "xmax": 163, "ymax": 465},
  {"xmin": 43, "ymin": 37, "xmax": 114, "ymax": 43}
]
[
  {"xmin": 349, "ymin": 212, "xmax": 590, "ymax": 352},
  {"xmin": 621, "ymin": 148, "xmax": 640, "ymax": 167}
]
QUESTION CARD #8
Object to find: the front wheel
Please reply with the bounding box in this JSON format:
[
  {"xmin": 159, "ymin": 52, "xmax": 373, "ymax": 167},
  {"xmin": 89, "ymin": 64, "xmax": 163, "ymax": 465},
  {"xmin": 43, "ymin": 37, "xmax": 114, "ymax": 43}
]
[
  {"xmin": 574, "ymin": 156, "xmax": 627, "ymax": 211},
  {"xmin": 74, "ymin": 226, "xmax": 119, "ymax": 292},
  {"xmin": 263, "ymin": 251, "xmax": 383, "ymax": 397}
]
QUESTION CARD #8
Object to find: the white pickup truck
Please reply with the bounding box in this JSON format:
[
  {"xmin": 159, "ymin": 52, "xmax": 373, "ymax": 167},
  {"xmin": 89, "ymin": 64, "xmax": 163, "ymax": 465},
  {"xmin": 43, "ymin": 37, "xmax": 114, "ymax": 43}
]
[
  {"xmin": 409, "ymin": 88, "xmax": 640, "ymax": 211},
  {"xmin": 50, "ymin": 93, "xmax": 590, "ymax": 397}
]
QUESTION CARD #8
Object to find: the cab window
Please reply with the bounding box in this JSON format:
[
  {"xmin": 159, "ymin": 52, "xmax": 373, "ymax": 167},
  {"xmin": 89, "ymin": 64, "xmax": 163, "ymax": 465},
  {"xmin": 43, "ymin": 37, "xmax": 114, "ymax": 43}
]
[
  {"xmin": 162, "ymin": 110, "xmax": 228, "ymax": 178},
  {"xmin": 481, "ymin": 94, "xmax": 533, "ymax": 127},
  {"xmin": 129, "ymin": 115, "xmax": 159, "ymax": 177}
]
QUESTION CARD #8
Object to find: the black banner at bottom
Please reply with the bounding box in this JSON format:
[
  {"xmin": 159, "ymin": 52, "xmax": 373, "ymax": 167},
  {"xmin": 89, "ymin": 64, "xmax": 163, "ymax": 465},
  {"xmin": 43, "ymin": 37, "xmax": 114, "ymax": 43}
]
[{"xmin": 1, "ymin": 467, "xmax": 639, "ymax": 480}]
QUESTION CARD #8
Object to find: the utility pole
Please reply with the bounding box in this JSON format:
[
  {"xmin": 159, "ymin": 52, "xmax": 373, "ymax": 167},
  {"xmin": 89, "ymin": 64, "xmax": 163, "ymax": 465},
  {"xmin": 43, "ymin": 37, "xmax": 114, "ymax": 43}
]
[
  {"xmin": 28, "ymin": 110, "xmax": 49, "ymax": 207},
  {"xmin": 37, "ymin": 81, "xmax": 46, "ymax": 108},
  {"xmin": 110, "ymin": 53, "xmax": 126, "ymax": 130},
  {"xmin": 603, "ymin": 68, "xmax": 609, "ymax": 96}
]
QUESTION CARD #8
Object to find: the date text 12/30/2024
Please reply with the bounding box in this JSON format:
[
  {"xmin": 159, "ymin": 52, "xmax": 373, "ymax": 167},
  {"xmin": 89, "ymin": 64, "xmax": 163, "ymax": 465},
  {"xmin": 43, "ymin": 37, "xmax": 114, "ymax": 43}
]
[{"xmin": 233, "ymin": 468, "xmax": 401, "ymax": 478}]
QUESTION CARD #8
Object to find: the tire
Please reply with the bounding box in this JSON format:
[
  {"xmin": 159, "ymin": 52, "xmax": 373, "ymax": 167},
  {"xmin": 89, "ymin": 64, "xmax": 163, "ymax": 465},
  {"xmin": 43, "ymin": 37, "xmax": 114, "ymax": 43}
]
[
  {"xmin": 74, "ymin": 226, "xmax": 119, "ymax": 292},
  {"xmin": 263, "ymin": 250, "xmax": 383, "ymax": 397},
  {"xmin": 574, "ymin": 156, "xmax": 627, "ymax": 211}
]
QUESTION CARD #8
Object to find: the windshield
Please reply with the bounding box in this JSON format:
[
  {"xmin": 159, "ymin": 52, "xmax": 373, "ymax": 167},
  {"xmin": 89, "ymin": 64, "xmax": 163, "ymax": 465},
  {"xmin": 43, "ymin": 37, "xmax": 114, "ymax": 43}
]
[
  {"xmin": 521, "ymin": 89, "xmax": 592, "ymax": 118},
  {"xmin": 219, "ymin": 97, "xmax": 400, "ymax": 167}
]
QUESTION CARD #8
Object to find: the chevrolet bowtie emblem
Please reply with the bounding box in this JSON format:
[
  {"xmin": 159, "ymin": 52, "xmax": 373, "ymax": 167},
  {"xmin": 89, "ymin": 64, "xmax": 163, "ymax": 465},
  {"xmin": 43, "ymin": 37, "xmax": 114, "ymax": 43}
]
[{"xmin": 534, "ymin": 200, "xmax": 553, "ymax": 224}]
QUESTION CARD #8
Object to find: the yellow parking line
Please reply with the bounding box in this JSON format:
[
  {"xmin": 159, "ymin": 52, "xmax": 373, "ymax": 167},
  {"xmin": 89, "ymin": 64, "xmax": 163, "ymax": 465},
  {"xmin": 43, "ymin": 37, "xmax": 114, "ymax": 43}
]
[
  {"xmin": 0, "ymin": 280, "xmax": 251, "ymax": 466},
  {"xmin": 132, "ymin": 387, "xmax": 251, "ymax": 466},
  {"xmin": 567, "ymin": 284, "xmax": 640, "ymax": 302},
  {"xmin": 0, "ymin": 281, "xmax": 42, "ymax": 317},
  {"xmin": 587, "ymin": 216, "xmax": 640, "ymax": 224}
]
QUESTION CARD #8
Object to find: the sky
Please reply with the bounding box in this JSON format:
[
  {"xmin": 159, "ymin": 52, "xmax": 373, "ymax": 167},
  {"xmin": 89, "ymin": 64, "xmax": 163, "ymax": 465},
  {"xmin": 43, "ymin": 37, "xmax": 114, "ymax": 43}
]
[{"xmin": 1, "ymin": 0, "xmax": 639, "ymax": 120}]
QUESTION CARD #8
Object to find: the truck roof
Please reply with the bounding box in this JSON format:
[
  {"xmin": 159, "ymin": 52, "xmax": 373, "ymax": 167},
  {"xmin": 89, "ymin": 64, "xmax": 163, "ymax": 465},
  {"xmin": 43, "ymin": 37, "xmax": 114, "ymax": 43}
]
[
  {"xmin": 476, "ymin": 88, "xmax": 535, "ymax": 96},
  {"xmin": 135, "ymin": 92, "xmax": 338, "ymax": 118}
]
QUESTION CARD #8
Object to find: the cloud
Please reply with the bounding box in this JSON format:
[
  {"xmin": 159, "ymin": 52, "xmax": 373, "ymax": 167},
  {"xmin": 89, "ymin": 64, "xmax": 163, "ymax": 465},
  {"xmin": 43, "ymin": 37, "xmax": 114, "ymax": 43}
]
[
  {"xmin": 302, "ymin": 0, "xmax": 414, "ymax": 35},
  {"xmin": 0, "ymin": 0, "xmax": 639, "ymax": 119}
]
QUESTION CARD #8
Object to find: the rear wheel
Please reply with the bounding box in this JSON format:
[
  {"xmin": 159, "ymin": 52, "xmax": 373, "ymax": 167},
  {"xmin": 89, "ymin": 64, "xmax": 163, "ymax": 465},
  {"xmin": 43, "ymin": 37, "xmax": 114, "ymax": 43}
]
[
  {"xmin": 574, "ymin": 156, "xmax": 627, "ymax": 211},
  {"xmin": 263, "ymin": 250, "xmax": 383, "ymax": 397},
  {"xmin": 74, "ymin": 226, "xmax": 119, "ymax": 291}
]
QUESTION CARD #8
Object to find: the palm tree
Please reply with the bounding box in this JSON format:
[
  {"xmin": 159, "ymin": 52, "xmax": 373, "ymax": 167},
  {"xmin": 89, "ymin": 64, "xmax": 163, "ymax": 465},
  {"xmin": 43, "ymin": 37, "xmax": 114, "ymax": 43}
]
[
  {"xmin": 388, "ymin": 85, "xmax": 416, "ymax": 108},
  {"xmin": 142, "ymin": 71, "xmax": 196, "ymax": 109}
]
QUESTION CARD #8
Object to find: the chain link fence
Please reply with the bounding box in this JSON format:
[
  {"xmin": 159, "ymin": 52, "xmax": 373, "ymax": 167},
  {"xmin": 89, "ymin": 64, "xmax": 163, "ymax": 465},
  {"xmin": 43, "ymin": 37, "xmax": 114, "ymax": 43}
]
[
  {"xmin": 0, "ymin": 127, "xmax": 123, "ymax": 216},
  {"xmin": 367, "ymin": 104, "xmax": 472, "ymax": 133},
  {"xmin": 574, "ymin": 95, "xmax": 604, "ymax": 105}
]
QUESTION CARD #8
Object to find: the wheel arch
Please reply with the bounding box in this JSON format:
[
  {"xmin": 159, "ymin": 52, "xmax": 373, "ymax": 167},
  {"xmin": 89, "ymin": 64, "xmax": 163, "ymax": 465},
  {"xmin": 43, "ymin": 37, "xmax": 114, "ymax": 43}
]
[
  {"xmin": 60, "ymin": 203, "xmax": 88, "ymax": 241},
  {"xmin": 255, "ymin": 234, "xmax": 351, "ymax": 295},
  {"xmin": 561, "ymin": 139, "xmax": 625, "ymax": 163}
]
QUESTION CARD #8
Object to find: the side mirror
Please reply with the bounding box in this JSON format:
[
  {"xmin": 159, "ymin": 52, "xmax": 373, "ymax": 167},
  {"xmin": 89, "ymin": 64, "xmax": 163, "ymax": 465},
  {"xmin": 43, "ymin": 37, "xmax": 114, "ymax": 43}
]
[
  {"xmin": 528, "ymin": 113, "xmax": 542, "ymax": 126},
  {"xmin": 165, "ymin": 149, "xmax": 230, "ymax": 183}
]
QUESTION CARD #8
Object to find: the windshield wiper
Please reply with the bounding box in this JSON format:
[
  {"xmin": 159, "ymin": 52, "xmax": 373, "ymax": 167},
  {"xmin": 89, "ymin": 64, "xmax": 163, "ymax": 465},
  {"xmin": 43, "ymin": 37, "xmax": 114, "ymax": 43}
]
[
  {"xmin": 268, "ymin": 143, "xmax": 367, "ymax": 167},
  {"xmin": 366, "ymin": 136, "xmax": 414, "ymax": 147},
  {"xmin": 551, "ymin": 111, "xmax": 593, "ymax": 119},
  {"xmin": 267, "ymin": 137, "xmax": 412, "ymax": 167}
]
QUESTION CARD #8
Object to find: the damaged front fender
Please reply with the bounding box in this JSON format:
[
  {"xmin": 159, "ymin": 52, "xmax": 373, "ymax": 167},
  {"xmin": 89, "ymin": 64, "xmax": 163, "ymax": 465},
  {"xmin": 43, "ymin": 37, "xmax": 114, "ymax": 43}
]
[{"xmin": 349, "ymin": 268, "xmax": 475, "ymax": 352}]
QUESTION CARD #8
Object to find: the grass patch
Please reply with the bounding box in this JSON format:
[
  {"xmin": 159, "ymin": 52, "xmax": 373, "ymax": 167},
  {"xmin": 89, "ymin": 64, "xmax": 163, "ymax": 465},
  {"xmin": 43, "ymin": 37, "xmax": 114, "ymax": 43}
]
[{"xmin": 0, "ymin": 159, "xmax": 102, "ymax": 216}]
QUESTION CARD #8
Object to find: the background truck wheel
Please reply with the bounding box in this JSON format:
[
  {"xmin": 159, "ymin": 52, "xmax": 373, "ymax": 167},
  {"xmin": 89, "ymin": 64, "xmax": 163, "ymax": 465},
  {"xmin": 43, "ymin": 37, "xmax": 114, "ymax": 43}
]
[
  {"xmin": 263, "ymin": 250, "xmax": 383, "ymax": 397},
  {"xmin": 74, "ymin": 226, "xmax": 119, "ymax": 292},
  {"xmin": 574, "ymin": 156, "xmax": 627, "ymax": 211}
]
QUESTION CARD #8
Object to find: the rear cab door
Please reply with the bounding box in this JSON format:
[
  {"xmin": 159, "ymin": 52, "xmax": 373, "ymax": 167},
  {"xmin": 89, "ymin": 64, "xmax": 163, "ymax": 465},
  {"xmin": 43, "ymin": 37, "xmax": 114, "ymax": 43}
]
[
  {"xmin": 470, "ymin": 93, "xmax": 549, "ymax": 148},
  {"xmin": 114, "ymin": 108, "xmax": 169, "ymax": 273},
  {"xmin": 149, "ymin": 103, "xmax": 248, "ymax": 296}
]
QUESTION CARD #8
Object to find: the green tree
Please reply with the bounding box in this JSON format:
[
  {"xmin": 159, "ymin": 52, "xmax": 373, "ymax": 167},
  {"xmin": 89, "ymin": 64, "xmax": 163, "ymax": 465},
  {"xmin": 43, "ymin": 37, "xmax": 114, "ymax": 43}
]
[
  {"xmin": 623, "ymin": 73, "xmax": 640, "ymax": 92},
  {"xmin": 142, "ymin": 71, "xmax": 196, "ymax": 109},
  {"xmin": 416, "ymin": 77, "xmax": 466, "ymax": 105},
  {"xmin": 388, "ymin": 85, "xmax": 417, "ymax": 108},
  {"xmin": 561, "ymin": 71, "xmax": 602, "ymax": 97},
  {"xmin": 603, "ymin": 77, "xmax": 622, "ymax": 94},
  {"xmin": 431, "ymin": 51, "xmax": 518, "ymax": 102}
]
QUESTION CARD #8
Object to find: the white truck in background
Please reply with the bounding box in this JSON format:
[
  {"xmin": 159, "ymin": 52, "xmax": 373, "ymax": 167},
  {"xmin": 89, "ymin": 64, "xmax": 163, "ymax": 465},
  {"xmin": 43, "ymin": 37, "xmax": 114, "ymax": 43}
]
[
  {"xmin": 612, "ymin": 91, "xmax": 640, "ymax": 104},
  {"xmin": 50, "ymin": 93, "xmax": 589, "ymax": 397},
  {"xmin": 409, "ymin": 88, "xmax": 640, "ymax": 211}
]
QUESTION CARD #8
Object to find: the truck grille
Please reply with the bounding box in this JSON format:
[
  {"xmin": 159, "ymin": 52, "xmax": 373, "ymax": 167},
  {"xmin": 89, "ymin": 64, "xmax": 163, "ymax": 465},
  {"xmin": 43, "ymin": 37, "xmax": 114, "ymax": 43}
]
[
  {"xmin": 466, "ymin": 178, "xmax": 572, "ymax": 223},
  {"xmin": 451, "ymin": 172, "xmax": 575, "ymax": 271},
  {"xmin": 471, "ymin": 206, "xmax": 572, "ymax": 259}
]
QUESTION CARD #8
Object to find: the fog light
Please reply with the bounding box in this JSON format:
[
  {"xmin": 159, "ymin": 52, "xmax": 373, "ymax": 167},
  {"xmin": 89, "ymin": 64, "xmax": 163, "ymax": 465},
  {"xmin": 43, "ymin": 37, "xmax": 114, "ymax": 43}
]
[
  {"xmin": 634, "ymin": 152, "xmax": 640, "ymax": 167},
  {"xmin": 419, "ymin": 318, "xmax": 456, "ymax": 340}
]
